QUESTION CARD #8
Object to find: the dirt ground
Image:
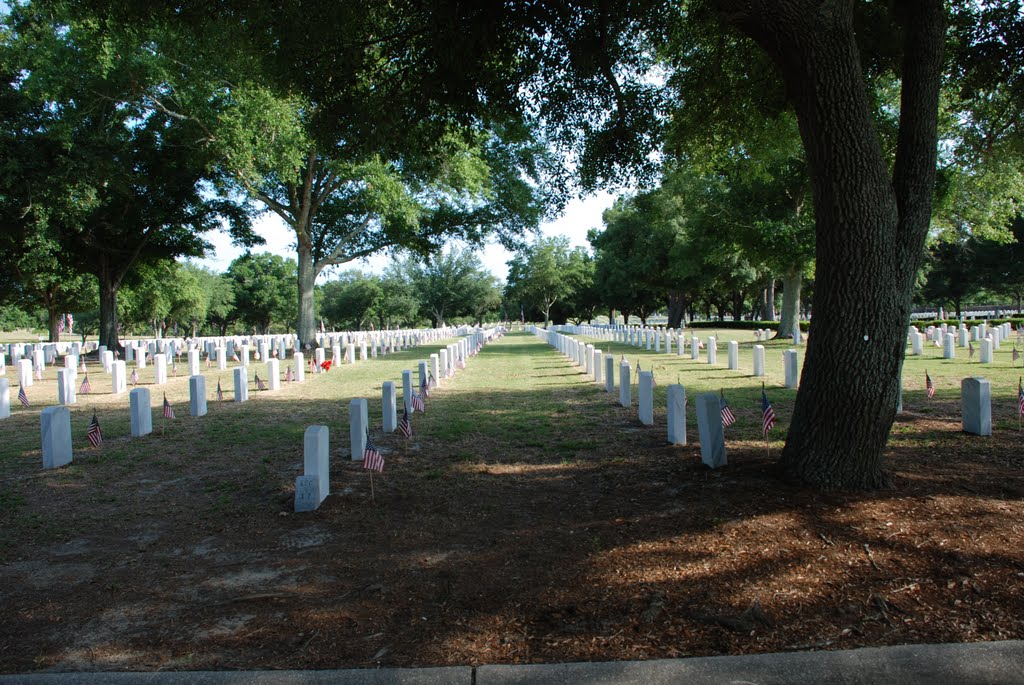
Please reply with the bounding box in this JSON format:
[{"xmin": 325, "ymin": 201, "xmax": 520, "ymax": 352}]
[{"xmin": 1, "ymin": 340, "xmax": 1023, "ymax": 673}]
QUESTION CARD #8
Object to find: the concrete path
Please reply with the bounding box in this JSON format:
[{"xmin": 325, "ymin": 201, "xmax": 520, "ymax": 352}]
[{"xmin": 2, "ymin": 640, "xmax": 1023, "ymax": 684}]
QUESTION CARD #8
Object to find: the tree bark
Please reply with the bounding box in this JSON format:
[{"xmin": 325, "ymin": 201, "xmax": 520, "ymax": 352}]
[
  {"xmin": 717, "ymin": 0, "xmax": 945, "ymax": 489},
  {"xmin": 775, "ymin": 269, "xmax": 802, "ymax": 340},
  {"xmin": 666, "ymin": 291, "xmax": 686, "ymax": 328},
  {"xmin": 97, "ymin": 255, "xmax": 122, "ymax": 353},
  {"xmin": 296, "ymin": 239, "xmax": 318, "ymax": 348}
]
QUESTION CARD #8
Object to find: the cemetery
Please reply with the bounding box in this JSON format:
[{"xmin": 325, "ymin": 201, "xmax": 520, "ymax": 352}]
[
  {"xmin": 1, "ymin": 323, "xmax": 1023, "ymax": 672},
  {"xmin": 2, "ymin": 0, "xmax": 1024, "ymax": 680}
]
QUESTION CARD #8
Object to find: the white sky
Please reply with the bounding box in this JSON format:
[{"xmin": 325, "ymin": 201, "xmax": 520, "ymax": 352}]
[{"xmin": 192, "ymin": 190, "xmax": 620, "ymax": 283}]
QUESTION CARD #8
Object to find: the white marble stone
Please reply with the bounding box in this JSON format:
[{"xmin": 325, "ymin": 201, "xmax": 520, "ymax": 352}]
[
  {"xmin": 961, "ymin": 377, "xmax": 992, "ymax": 436},
  {"xmin": 382, "ymin": 381, "xmax": 397, "ymax": 433},
  {"xmin": 707, "ymin": 337, "xmax": 717, "ymax": 365},
  {"xmin": 0, "ymin": 378, "xmax": 9, "ymax": 419},
  {"xmin": 349, "ymin": 398, "xmax": 368, "ymax": 461},
  {"xmin": 129, "ymin": 388, "xmax": 152, "ymax": 437},
  {"xmin": 41, "ymin": 405, "xmax": 73, "ymax": 469},
  {"xmin": 619, "ymin": 362, "xmax": 631, "ymax": 408},
  {"xmin": 753, "ymin": 345, "xmax": 766, "ymax": 377},
  {"xmin": 728, "ymin": 341, "xmax": 739, "ymax": 370},
  {"xmin": 667, "ymin": 384, "xmax": 686, "ymax": 445},
  {"xmin": 303, "ymin": 424, "xmax": 330, "ymax": 503},
  {"xmin": 696, "ymin": 393, "xmax": 726, "ymax": 468},
  {"xmin": 189, "ymin": 375, "xmax": 207, "ymax": 417},
  {"xmin": 266, "ymin": 359, "xmax": 280, "ymax": 390},
  {"xmin": 18, "ymin": 358, "xmax": 33, "ymax": 387},
  {"xmin": 153, "ymin": 353, "xmax": 168, "ymax": 385},
  {"xmin": 943, "ymin": 333, "xmax": 955, "ymax": 360},
  {"xmin": 604, "ymin": 354, "xmax": 615, "ymax": 393},
  {"xmin": 980, "ymin": 338, "xmax": 993, "ymax": 363},
  {"xmin": 57, "ymin": 368, "xmax": 76, "ymax": 405},
  {"xmin": 293, "ymin": 352, "xmax": 305, "ymax": 382},
  {"xmin": 111, "ymin": 360, "xmax": 127, "ymax": 394},
  {"xmin": 402, "ymin": 370, "xmax": 414, "ymax": 413},
  {"xmin": 784, "ymin": 349, "xmax": 799, "ymax": 389},
  {"xmin": 638, "ymin": 371, "xmax": 654, "ymax": 426},
  {"xmin": 233, "ymin": 367, "xmax": 249, "ymax": 403}
]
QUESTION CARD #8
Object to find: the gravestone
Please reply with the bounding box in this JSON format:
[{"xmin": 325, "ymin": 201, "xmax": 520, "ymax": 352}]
[
  {"xmin": 677, "ymin": 332, "xmax": 686, "ymax": 357},
  {"xmin": 314, "ymin": 347, "xmax": 326, "ymax": 370},
  {"xmin": 0, "ymin": 378, "xmax": 9, "ymax": 419},
  {"xmin": 64, "ymin": 355, "xmax": 77, "ymax": 371},
  {"xmin": 690, "ymin": 337, "xmax": 699, "ymax": 360},
  {"xmin": 154, "ymin": 353, "xmax": 168, "ymax": 385},
  {"xmin": 266, "ymin": 359, "xmax": 281, "ymax": 390},
  {"xmin": 18, "ymin": 358, "xmax": 33, "ymax": 387},
  {"xmin": 189, "ymin": 375, "xmax": 207, "ymax": 417},
  {"xmin": 293, "ymin": 351, "xmax": 305, "ymax": 382},
  {"xmin": 296, "ymin": 425, "xmax": 330, "ymax": 512},
  {"xmin": 402, "ymin": 370, "xmax": 414, "ymax": 413},
  {"xmin": 753, "ymin": 345, "xmax": 766, "ymax": 377},
  {"xmin": 604, "ymin": 354, "xmax": 615, "ymax": 393},
  {"xmin": 957, "ymin": 327, "xmax": 968, "ymax": 349},
  {"xmin": 240, "ymin": 345, "xmax": 250, "ymax": 367},
  {"xmin": 585, "ymin": 344, "xmax": 594, "ymax": 375},
  {"xmin": 911, "ymin": 331, "xmax": 923, "ymax": 355},
  {"xmin": 980, "ymin": 338, "xmax": 993, "ymax": 364},
  {"xmin": 41, "ymin": 405, "xmax": 73, "ymax": 469},
  {"xmin": 961, "ymin": 377, "xmax": 991, "ymax": 436},
  {"xmin": 728, "ymin": 341, "xmax": 739, "ymax": 370},
  {"xmin": 57, "ymin": 368, "xmax": 76, "ymax": 405},
  {"xmin": 101, "ymin": 349, "xmax": 114, "ymax": 373},
  {"xmin": 430, "ymin": 354, "xmax": 440, "ymax": 387},
  {"xmin": 440, "ymin": 349, "xmax": 449, "ymax": 378},
  {"xmin": 136, "ymin": 348, "xmax": 147, "ymax": 369},
  {"xmin": 233, "ymin": 367, "xmax": 249, "ymax": 403},
  {"xmin": 346, "ymin": 343, "xmax": 356, "ymax": 364},
  {"xmin": 382, "ymin": 381, "xmax": 397, "ymax": 433},
  {"xmin": 129, "ymin": 387, "xmax": 153, "ymax": 437},
  {"xmin": 188, "ymin": 349, "xmax": 200, "ymax": 376},
  {"xmin": 784, "ymin": 350, "xmax": 799, "ymax": 389},
  {"xmin": 349, "ymin": 398, "xmax": 368, "ymax": 461},
  {"xmin": 638, "ymin": 371, "xmax": 654, "ymax": 426},
  {"xmin": 707, "ymin": 337, "xmax": 717, "ymax": 365},
  {"xmin": 667, "ymin": 384, "xmax": 686, "ymax": 445},
  {"xmin": 112, "ymin": 360, "xmax": 127, "ymax": 394},
  {"xmin": 655, "ymin": 333, "xmax": 661, "ymax": 353},
  {"xmin": 696, "ymin": 393, "xmax": 727, "ymax": 468},
  {"xmin": 418, "ymin": 361, "xmax": 428, "ymax": 392},
  {"xmin": 216, "ymin": 347, "xmax": 228, "ymax": 370},
  {"xmin": 943, "ymin": 333, "xmax": 955, "ymax": 360},
  {"xmin": 593, "ymin": 348, "xmax": 603, "ymax": 384},
  {"xmin": 619, "ymin": 361, "xmax": 631, "ymax": 408}
]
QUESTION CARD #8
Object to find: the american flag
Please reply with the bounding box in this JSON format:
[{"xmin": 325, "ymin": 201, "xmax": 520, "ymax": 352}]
[
  {"xmin": 130, "ymin": 368, "xmax": 139, "ymax": 386},
  {"xmin": 761, "ymin": 387, "xmax": 776, "ymax": 435},
  {"xmin": 232, "ymin": 352, "xmax": 240, "ymax": 362},
  {"xmin": 422, "ymin": 376, "xmax": 431, "ymax": 398},
  {"xmin": 457, "ymin": 357, "xmax": 466, "ymax": 370},
  {"xmin": 398, "ymin": 408, "xmax": 412, "ymax": 438},
  {"xmin": 79, "ymin": 373, "xmax": 91, "ymax": 394},
  {"xmin": 66, "ymin": 313, "xmax": 73, "ymax": 333},
  {"xmin": 254, "ymin": 350, "xmax": 261, "ymax": 361},
  {"xmin": 1019, "ymin": 377, "xmax": 1024, "ymax": 417},
  {"xmin": 412, "ymin": 392, "xmax": 425, "ymax": 413},
  {"xmin": 58, "ymin": 316, "xmax": 65, "ymax": 334},
  {"xmin": 216, "ymin": 379, "xmax": 224, "ymax": 401},
  {"xmin": 255, "ymin": 373, "xmax": 267, "ymax": 391},
  {"xmin": 87, "ymin": 411, "xmax": 103, "ymax": 447},
  {"xmin": 18, "ymin": 385, "xmax": 29, "ymax": 407},
  {"xmin": 285, "ymin": 366, "xmax": 294, "ymax": 382},
  {"xmin": 363, "ymin": 431, "xmax": 384, "ymax": 472},
  {"xmin": 720, "ymin": 392, "xmax": 736, "ymax": 427},
  {"xmin": 926, "ymin": 371, "xmax": 935, "ymax": 398},
  {"xmin": 1013, "ymin": 346, "xmax": 1021, "ymax": 364},
  {"xmin": 162, "ymin": 394, "xmax": 175, "ymax": 419},
  {"xmin": 969, "ymin": 341, "xmax": 975, "ymax": 358},
  {"xmin": 272, "ymin": 348, "xmax": 278, "ymax": 357},
  {"xmin": 445, "ymin": 365, "xmax": 454, "ymax": 378}
]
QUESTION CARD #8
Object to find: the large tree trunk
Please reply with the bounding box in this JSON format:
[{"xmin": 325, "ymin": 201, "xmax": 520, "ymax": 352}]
[
  {"xmin": 763, "ymin": 278, "xmax": 776, "ymax": 321},
  {"xmin": 667, "ymin": 291, "xmax": 686, "ymax": 328},
  {"xmin": 97, "ymin": 256, "xmax": 122, "ymax": 353},
  {"xmin": 296, "ymin": 240, "xmax": 318, "ymax": 348},
  {"xmin": 719, "ymin": 0, "xmax": 945, "ymax": 489},
  {"xmin": 775, "ymin": 269, "xmax": 802, "ymax": 340},
  {"xmin": 47, "ymin": 309, "xmax": 61, "ymax": 343}
]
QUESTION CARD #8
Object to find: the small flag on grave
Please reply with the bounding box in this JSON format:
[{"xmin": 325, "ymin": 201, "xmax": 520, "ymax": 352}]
[
  {"xmin": 926, "ymin": 370, "xmax": 935, "ymax": 398},
  {"xmin": 720, "ymin": 390, "xmax": 736, "ymax": 427},
  {"xmin": 255, "ymin": 373, "xmax": 267, "ymax": 391},
  {"xmin": 162, "ymin": 393, "xmax": 175, "ymax": 419},
  {"xmin": 412, "ymin": 391, "xmax": 425, "ymax": 413},
  {"xmin": 216, "ymin": 379, "xmax": 224, "ymax": 401},
  {"xmin": 1018, "ymin": 377, "xmax": 1024, "ymax": 418},
  {"xmin": 761, "ymin": 385, "xmax": 776, "ymax": 435},
  {"xmin": 18, "ymin": 385, "xmax": 29, "ymax": 407},
  {"xmin": 1014, "ymin": 346, "xmax": 1021, "ymax": 364},
  {"xmin": 423, "ymin": 376, "xmax": 432, "ymax": 398},
  {"xmin": 130, "ymin": 368, "xmax": 139, "ymax": 386},
  {"xmin": 79, "ymin": 373, "xmax": 91, "ymax": 394},
  {"xmin": 58, "ymin": 316, "xmax": 65, "ymax": 334},
  {"xmin": 399, "ymin": 408, "xmax": 412, "ymax": 438},
  {"xmin": 969, "ymin": 341, "xmax": 975, "ymax": 358},
  {"xmin": 87, "ymin": 411, "xmax": 103, "ymax": 447},
  {"xmin": 363, "ymin": 431, "xmax": 384, "ymax": 472},
  {"xmin": 457, "ymin": 357, "xmax": 466, "ymax": 370},
  {"xmin": 446, "ymin": 364, "xmax": 454, "ymax": 378},
  {"xmin": 232, "ymin": 352, "xmax": 240, "ymax": 362},
  {"xmin": 285, "ymin": 366, "xmax": 294, "ymax": 382}
]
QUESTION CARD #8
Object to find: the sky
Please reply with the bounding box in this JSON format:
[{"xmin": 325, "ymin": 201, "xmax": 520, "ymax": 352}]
[{"xmin": 193, "ymin": 190, "xmax": 621, "ymax": 284}]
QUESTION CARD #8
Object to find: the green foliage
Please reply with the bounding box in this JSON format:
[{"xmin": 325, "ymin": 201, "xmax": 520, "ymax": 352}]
[
  {"xmin": 320, "ymin": 272, "xmax": 383, "ymax": 331},
  {"xmin": 227, "ymin": 253, "xmax": 297, "ymax": 333},
  {"xmin": 398, "ymin": 249, "xmax": 501, "ymax": 327},
  {"xmin": 505, "ymin": 236, "xmax": 583, "ymax": 327}
]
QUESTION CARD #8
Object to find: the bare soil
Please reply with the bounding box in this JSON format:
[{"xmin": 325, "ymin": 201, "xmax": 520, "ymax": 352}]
[{"xmin": 1, "ymin": 339, "xmax": 1023, "ymax": 672}]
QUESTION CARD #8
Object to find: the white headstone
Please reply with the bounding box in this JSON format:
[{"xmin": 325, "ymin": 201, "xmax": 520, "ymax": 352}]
[
  {"xmin": 349, "ymin": 398, "xmax": 368, "ymax": 461},
  {"xmin": 0, "ymin": 378, "xmax": 8, "ymax": 419},
  {"xmin": 696, "ymin": 393, "xmax": 727, "ymax": 469},
  {"xmin": 667, "ymin": 384, "xmax": 686, "ymax": 445},
  {"xmin": 101, "ymin": 349, "xmax": 114, "ymax": 373},
  {"xmin": 727, "ymin": 341, "xmax": 739, "ymax": 370},
  {"xmin": 690, "ymin": 337, "xmax": 699, "ymax": 360},
  {"xmin": 233, "ymin": 367, "xmax": 249, "ymax": 403},
  {"xmin": 784, "ymin": 349, "xmax": 799, "ymax": 389},
  {"xmin": 293, "ymin": 352, "xmax": 305, "ymax": 382},
  {"xmin": 266, "ymin": 359, "xmax": 280, "ymax": 390},
  {"xmin": 753, "ymin": 345, "xmax": 766, "ymax": 377},
  {"xmin": 18, "ymin": 358, "xmax": 33, "ymax": 387},
  {"xmin": 382, "ymin": 381, "xmax": 397, "ymax": 433},
  {"xmin": 402, "ymin": 370, "xmax": 414, "ymax": 413},
  {"xmin": 189, "ymin": 375, "xmax": 207, "ymax": 417},
  {"xmin": 980, "ymin": 337, "xmax": 993, "ymax": 363},
  {"xmin": 57, "ymin": 368, "xmax": 76, "ymax": 405},
  {"xmin": 604, "ymin": 354, "xmax": 615, "ymax": 393},
  {"xmin": 638, "ymin": 371, "xmax": 654, "ymax": 426},
  {"xmin": 619, "ymin": 361, "xmax": 631, "ymax": 408},
  {"xmin": 153, "ymin": 353, "xmax": 168, "ymax": 385},
  {"xmin": 961, "ymin": 377, "xmax": 992, "ymax": 436},
  {"xmin": 111, "ymin": 360, "xmax": 127, "ymax": 394},
  {"xmin": 129, "ymin": 387, "xmax": 152, "ymax": 437},
  {"xmin": 943, "ymin": 333, "xmax": 955, "ymax": 360},
  {"xmin": 707, "ymin": 337, "xmax": 717, "ymax": 365},
  {"xmin": 41, "ymin": 405, "xmax": 73, "ymax": 469},
  {"xmin": 593, "ymin": 348, "xmax": 603, "ymax": 384},
  {"xmin": 302, "ymin": 424, "xmax": 330, "ymax": 506},
  {"xmin": 430, "ymin": 354, "xmax": 440, "ymax": 387}
]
